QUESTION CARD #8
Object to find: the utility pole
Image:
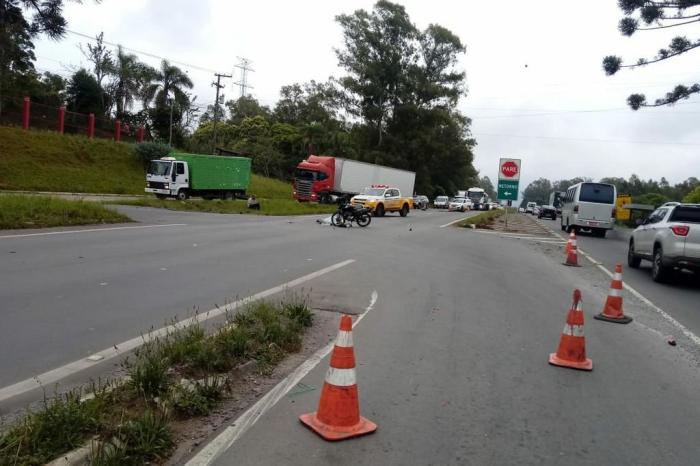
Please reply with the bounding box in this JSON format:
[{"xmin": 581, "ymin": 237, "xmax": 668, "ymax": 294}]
[
  {"xmin": 211, "ymin": 72, "xmax": 232, "ymax": 153},
  {"xmin": 234, "ymin": 57, "xmax": 254, "ymax": 98},
  {"xmin": 168, "ymin": 98, "xmax": 175, "ymax": 146}
]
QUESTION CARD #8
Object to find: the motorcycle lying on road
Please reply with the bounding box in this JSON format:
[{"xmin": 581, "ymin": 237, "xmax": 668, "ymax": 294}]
[{"xmin": 332, "ymin": 203, "xmax": 372, "ymax": 227}]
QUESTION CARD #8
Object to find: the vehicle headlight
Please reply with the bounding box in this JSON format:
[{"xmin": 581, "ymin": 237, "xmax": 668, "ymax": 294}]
[{"xmin": 164, "ymin": 183, "xmax": 169, "ymax": 189}]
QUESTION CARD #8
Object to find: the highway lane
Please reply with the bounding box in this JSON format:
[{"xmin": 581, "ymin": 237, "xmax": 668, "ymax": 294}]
[
  {"xmin": 537, "ymin": 217, "xmax": 700, "ymax": 336},
  {"xmin": 203, "ymin": 212, "xmax": 700, "ymax": 466},
  {"xmin": 0, "ymin": 207, "xmax": 473, "ymax": 392}
]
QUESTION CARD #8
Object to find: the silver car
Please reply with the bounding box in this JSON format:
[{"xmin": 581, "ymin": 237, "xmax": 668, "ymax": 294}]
[{"xmin": 627, "ymin": 202, "xmax": 700, "ymax": 282}]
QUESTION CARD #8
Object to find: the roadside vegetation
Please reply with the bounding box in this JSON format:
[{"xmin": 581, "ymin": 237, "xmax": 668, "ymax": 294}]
[
  {"xmin": 0, "ymin": 195, "xmax": 130, "ymax": 229},
  {"xmin": 0, "ymin": 295, "xmax": 313, "ymax": 466},
  {"xmin": 457, "ymin": 209, "xmax": 505, "ymax": 228},
  {"xmin": 110, "ymin": 198, "xmax": 336, "ymax": 216}
]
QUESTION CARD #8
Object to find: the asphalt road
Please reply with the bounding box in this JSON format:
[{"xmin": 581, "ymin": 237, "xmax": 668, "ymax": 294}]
[
  {"xmin": 2, "ymin": 209, "xmax": 700, "ymax": 465},
  {"xmin": 537, "ymin": 216, "xmax": 700, "ymax": 336}
]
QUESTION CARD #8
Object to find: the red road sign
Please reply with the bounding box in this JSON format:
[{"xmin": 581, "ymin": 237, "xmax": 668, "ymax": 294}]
[{"xmin": 501, "ymin": 161, "xmax": 519, "ymax": 178}]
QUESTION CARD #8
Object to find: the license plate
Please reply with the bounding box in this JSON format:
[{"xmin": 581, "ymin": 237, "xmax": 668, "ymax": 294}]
[{"xmin": 588, "ymin": 221, "xmax": 599, "ymax": 226}]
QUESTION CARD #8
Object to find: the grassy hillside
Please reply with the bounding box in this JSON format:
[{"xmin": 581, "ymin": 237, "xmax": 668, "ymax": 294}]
[{"xmin": 0, "ymin": 127, "xmax": 295, "ymax": 199}]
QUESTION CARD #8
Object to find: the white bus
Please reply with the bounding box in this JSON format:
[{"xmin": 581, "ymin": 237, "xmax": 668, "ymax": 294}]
[{"xmin": 560, "ymin": 182, "xmax": 617, "ymax": 237}]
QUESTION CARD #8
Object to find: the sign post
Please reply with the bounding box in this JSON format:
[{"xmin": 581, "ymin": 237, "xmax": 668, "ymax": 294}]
[{"xmin": 497, "ymin": 158, "xmax": 521, "ymax": 230}]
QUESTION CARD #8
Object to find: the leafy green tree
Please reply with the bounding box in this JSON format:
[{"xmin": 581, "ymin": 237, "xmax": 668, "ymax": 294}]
[
  {"xmin": 633, "ymin": 192, "xmax": 670, "ymax": 208},
  {"xmin": 683, "ymin": 186, "xmax": 700, "ymax": 203},
  {"xmin": 479, "ymin": 176, "xmax": 496, "ymax": 198},
  {"xmin": 0, "ymin": 0, "xmax": 70, "ymax": 114},
  {"xmin": 602, "ymin": 1, "xmax": 700, "ymax": 109},
  {"xmin": 65, "ymin": 68, "xmax": 107, "ymax": 115},
  {"xmin": 521, "ymin": 178, "xmax": 553, "ymax": 206},
  {"xmin": 110, "ymin": 46, "xmax": 155, "ymax": 120},
  {"xmin": 143, "ymin": 60, "xmax": 194, "ymax": 143},
  {"xmin": 226, "ymin": 95, "xmax": 270, "ymax": 125},
  {"xmin": 552, "ymin": 177, "xmax": 588, "ymax": 192}
]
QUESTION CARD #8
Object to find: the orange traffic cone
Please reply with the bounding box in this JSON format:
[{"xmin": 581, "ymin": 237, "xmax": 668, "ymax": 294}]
[
  {"xmin": 566, "ymin": 231, "xmax": 575, "ymax": 254},
  {"xmin": 549, "ymin": 289, "xmax": 593, "ymax": 371},
  {"xmin": 594, "ymin": 264, "xmax": 632, "ymax": 324},
  {"xmin": 299, "ymin": 315, "xmax": 377, "ymax": 441},
  {"xmin": 563, "ymin": 231, "xmax": 580, "ymax": 267}
]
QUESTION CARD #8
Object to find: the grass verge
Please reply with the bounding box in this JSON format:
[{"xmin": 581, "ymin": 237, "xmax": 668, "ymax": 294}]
[
  {"xmin": 109, "ymin": 198, "xmax": 337, "ymax": 216},
  {"xmin": 457, "ymin": 209, "xmax": 505, "ymax": 228},
  {"xmin": 0, "ymin": 293, "xmax": 313, "ymax": 466},
  {"xmin": 0, "ymin": 195, "xmax": 131, "ymax": 229}
]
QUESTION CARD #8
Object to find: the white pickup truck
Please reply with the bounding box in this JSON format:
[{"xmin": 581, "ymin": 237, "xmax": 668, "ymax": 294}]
[{"xmin": 350, "ymin": 185, "xmax": 414, "ymax": 217}]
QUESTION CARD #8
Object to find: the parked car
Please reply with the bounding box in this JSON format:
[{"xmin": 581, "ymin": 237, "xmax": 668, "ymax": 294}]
[
  {"xmin": 538, "ymin": 205, "xmax": 557, "ymax": 220},
  {"xmin": 434, "ymin": 196, "xmax": 449, "ymax": 209},
  {"xmin": 448, "ymin": 197, "xmax": 472, "ymax": 212},
  {"xmin": 413, "ymin": 195, "xmax": 429, "ymax": 210},
  {"xmin": 627, "ymin": 202, "xmax": 700, "ymax": 282},
  {"xmin": 532, "ymin": 206, "xmax": 541, "ymax": 216}
]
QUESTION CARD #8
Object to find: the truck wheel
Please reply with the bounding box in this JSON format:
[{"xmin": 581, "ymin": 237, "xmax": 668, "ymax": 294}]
[
  {"xmin": 176, "ymin": 190, "xmax": 189, "ymax": 201},
  {"xmin": 400, "ymin": 204, "xmax": 409, "ymax": 217},
  {"xmin": 375, "ymin": 204, "xmax": 385, "ymax": 217}
]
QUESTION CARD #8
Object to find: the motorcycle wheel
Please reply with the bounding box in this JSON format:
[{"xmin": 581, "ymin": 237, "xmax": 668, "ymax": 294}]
[
  {"xmin": 331, "ymin": 212, "xmax": 345, "ymax": 227},
  {"xmin": 356, "ymin": 213, "xmax": 371, "ymax": 227}
]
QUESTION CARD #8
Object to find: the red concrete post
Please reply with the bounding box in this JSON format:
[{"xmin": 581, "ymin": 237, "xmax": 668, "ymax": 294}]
[
  {"xmin": 136, "ymin": 126, "xmax": 145, "ymax": 143},
  {"xmin": 114, "ymin": 119, "xmax": 121, "ymax": 142},
  {"xmin": 58, "ymin": 106, "xmax": 66, "ymax": 134},
  {"xmin": 22, "ymin": 97, "xmax": 30, "ymax": 130},
  {"xmin": 87, "ymin": 113, "xmax": 95, "ymax": 139}
]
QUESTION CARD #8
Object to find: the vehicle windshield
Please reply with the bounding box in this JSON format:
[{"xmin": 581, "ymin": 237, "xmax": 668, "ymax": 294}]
[
  {"xmin": 579, "ymin": 183, "xmax": 614, "ymax": 204},
  {"xmin": 362, "ymin": 188, "xmax": 386, "ymax": 196},
  {"xmin": 670, "ymin": 207, "xmax": 700, "ymax": 223},
  {"xmin": 467, "ymin": 191, "xmax": 484, "ymax": 200},
  {"xmin": 295, "ymin": 169, "xmax": 327, "ymax": 181},
  {"xmin": 148, "ymin": 161, "xmax": 172, "ymax": 176},
  {"xmin": 436, "ymin": 196, "xmax": 448, "ymax": 201}
]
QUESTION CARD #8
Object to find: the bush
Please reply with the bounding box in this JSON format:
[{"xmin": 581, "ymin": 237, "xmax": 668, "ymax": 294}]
[
  {"xmin": 683, "ymin": 186, "xmax": 700, "ymax": 203},
  {"xmin": 167, "ymin": 376, "xmax": 228, "ymax": 416},
  {"xmin": 125, "ymin": 344, "xmax": 170, "ymax": 399},
  {"xmin": 134, "ymin": 142, "xmax": 171, "ymax": 169}
]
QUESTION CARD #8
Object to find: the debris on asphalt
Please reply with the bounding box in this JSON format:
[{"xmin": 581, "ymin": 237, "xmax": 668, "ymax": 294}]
[{"xmin": 667, "ymin": 335, "xmax": 677, "ymax": 346}]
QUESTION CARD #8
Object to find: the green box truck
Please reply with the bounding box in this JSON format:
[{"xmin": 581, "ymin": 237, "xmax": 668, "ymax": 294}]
[{"xmin": 145, "ymin": 153, "xmax": 252, "ymax": 200}]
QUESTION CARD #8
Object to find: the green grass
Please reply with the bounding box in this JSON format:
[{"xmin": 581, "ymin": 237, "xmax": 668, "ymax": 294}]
[
  {"xmin": 0, "ymin": 195, "xmax": 131, "ymax": 229},
  {"xmin": 110, "ymin": 198, "xmax": 336, "ymax": 216},
  {"xmin": 249, "ymin": 174, "xmax": 293, "ymax": 199},
  {"xmin": 457, "ymin": 209, "xmax": 505, "ymax": 228},
  {"xmin": 0, "ymin": 126, "xmax": 145, "ymax": 194}
]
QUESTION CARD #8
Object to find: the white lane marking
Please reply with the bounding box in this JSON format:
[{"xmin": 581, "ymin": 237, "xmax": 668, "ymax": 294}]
[
  {"xmin": 186, "ymin": 290, "xmax": 378, "ymax": 466},
  {"xmin": 0, "ymin": 259, "xmax": 356, "ymax": 403},
  {"xmin": 439, "ymin": 216, "xmax": 472, "ymax": 228},
  {"xmin": 0, "ymin": 223, "xmax": 187, "ymax": 239},
  {"xmin": 537, "ymin": 220, "xmax": 700, "ymax": 347},
  {"xmin": 592, "ymin": 262, "xmax": 700, "ymax": 347}
]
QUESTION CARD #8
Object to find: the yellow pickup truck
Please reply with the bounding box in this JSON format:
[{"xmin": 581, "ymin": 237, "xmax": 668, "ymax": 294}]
[{"xmin": 351, "ymin": 185, "xmax": 414, "ymax": 217}]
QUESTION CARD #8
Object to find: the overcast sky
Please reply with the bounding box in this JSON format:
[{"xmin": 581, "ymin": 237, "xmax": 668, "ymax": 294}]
[{"xmin": 33, "ymin": 0, "xmax": 700, "ymax": 192}]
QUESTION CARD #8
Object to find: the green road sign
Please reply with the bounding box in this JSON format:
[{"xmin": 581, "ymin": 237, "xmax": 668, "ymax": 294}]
[{"xmin": 497, "ymin": 180, "xmax": 519, "ymax": 201}]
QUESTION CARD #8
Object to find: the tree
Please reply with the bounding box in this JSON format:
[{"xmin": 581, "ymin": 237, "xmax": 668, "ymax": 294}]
[
  {"xmin": 521, "ymin": 178, "xmax": 553, "ymax": 206},
  {"xmin": 684, "ymin": 186, "xmax": 700, "ymax": 203},
  {"xmin": 226, "ymin": 95, "xmax": 271, "ymax": 125},
  {"xmin": 110, "ymin": 46, "xmax": 154, "ymax": 119},
  {"xmin": 65, "ymin": 68, "xmax": 107, "ymax": 115},
  {"xmin": 0, "ymin": 0, "xmax": 70, "ymax": 114},
  {"xmin": 143, "ymin": 60, "xmax": 194, "ymax": 142},
  {"xmin": 602, "ymin": 1, "xmax": 700, "ymax": 109},
  {"xmin": 479, "ymin": 176, "xmax": 496, "ymax": 198},
  {"xmin": 80, "ymin": 32, "xmax": 112, "ymax": 111}
]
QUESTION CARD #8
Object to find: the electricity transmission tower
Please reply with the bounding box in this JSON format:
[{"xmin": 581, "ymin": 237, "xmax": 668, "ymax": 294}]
[{"xmin": 234, "ymin": 57, "xmax": 255, "ymax": 98}]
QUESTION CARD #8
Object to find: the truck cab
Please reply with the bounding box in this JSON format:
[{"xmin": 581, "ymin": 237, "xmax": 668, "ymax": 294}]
[
  {"xmin": 293, "ymin": 156, "xmax": 335, "ymax": 203},
  {"xmin": 146, "ymin": 157, "xmax": 190, "ymax": 200},
  {"xmin": 350, "ymin": 185, "xmax": 413, "ymax": 217}
]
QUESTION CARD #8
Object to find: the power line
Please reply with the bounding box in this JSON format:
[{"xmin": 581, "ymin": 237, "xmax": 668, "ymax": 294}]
[
  {"xmin": 65, "ymin": 29, "xmax": 222, "ymax": 74},
  {"xmin": 472, "ymin": 132, "xmax": 700, "ymax": 146}
]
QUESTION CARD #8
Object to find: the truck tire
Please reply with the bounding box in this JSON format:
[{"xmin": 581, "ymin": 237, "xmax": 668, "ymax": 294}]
[
  {"xmin": 176, "ymin": 190, "xmax": 189, "ymax": 201},
  {"xmin": 375, "ymin": 204, "xmax": 385, "ymax": 217},
  {"xmin": 400, "ymin": 204, "xmax": 409, "ymax": 217}
]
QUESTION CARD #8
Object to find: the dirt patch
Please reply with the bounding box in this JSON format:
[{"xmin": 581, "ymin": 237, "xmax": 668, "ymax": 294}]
[
  {"xmin": 486, "ymin": 212, "xmax": 553, "ymax": 236},
  {"xmin": 166, "ymin": 308, "xmax": 339, "ymax": 464}
]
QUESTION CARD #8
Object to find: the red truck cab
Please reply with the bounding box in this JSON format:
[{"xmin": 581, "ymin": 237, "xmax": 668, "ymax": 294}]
[{"xmin": 293, "ymin": 155, "xmax": 335, "ymax": 202}]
